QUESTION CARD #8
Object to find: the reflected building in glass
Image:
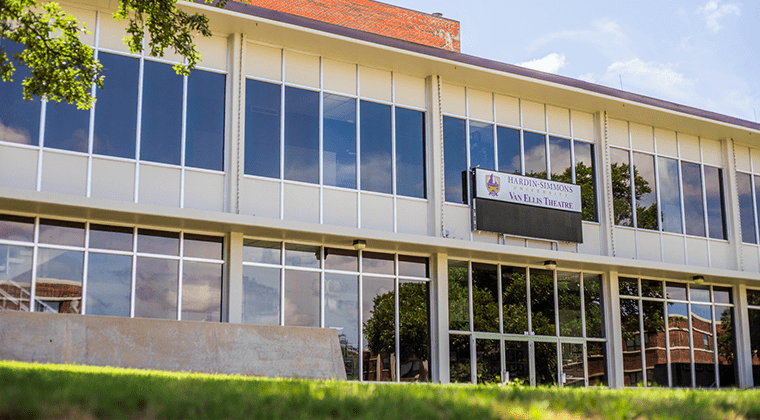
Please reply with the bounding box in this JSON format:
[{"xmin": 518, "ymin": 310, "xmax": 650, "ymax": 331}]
[{"xmin": 1, "ymin": 0, "xmax": 760, "ymax": 389}]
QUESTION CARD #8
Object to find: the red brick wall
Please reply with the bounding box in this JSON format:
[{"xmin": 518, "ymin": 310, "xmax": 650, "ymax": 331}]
[{"xmin": 238, "ymin": 0, "xmax": 461, "ymax": 52}]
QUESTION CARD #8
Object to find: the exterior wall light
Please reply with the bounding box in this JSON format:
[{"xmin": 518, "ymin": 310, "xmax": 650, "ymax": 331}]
[
  {"xmin": 353, "ymin": 239, "xmax": 367, "ymax": 250},
  {"xmin": 543, "ymin": 260, "xmax": 557, "ymax": 270},
  {"xmin": 693, "ymin": 275, "xmax": 705, "ymax": 284}
]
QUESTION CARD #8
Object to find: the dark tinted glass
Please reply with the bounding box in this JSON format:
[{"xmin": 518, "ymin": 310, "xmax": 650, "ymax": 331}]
[
  {"xmin": 140, "ymin": 60, "xmax": 182, "ymax": 165},
  {"xmin": 181, "ymin": 261, "xmax": 222, "ymax": 322},
  {"xmin": 324, "ymin": 248, "xmax": 358, "ymax": 272},
  {"xmin": 535, "ymin": 342, "xmax": 558, "ymax": 385},
  {"xmin": 86, "ymin": 253, "xmax": 131, "ymax": 317},
  {"xmin": 704, "ymin": 166, "xmax": 726, "ymax": 240},
  {"xmin": 557, "ymin": 271, "xmax": 581, "ymax": 337},
  {"xmin": 530, "ymin": 269, "xmax": 555, "ymax": 336},
  {"xmin": 134, "ymin": 257, "xmax": 178, "ymax": 320},
  {"xmin": 523, "ymin": 131, "xmax": 546, "ymax": 178},
  {"xmin": 682, "ymin": 162, "xmax": 705, "ymax": 237},
  {"xmin": 399, "ymin": 280, "xmax": 430, "ymax": 382},
  {"xmin": 242, "ymin": 265, "xmax": 280, "ymax": 326},
  {"xmin": 497, "ymin": 126, "xmax": 520, "ymax": 174},
  {"xmin": 284, "ymin": 87, "xmax": 319, "ymax": 183},
  {"xmin": 360, "ymin": 101, "xmax": 392, "ymax": 194},
  {"xmin": 502, "ymin": 266, "xmax": 527, "ymax": 334},
  {"xmin": 0, "ymin": 42, "xmax": 40, "ymax": 145},
  {"xmin": 641, "ymin": 279, "xmax": 663, "ymax": 298},
  {"xmin": 362, "ymin": 276, "xmax": 395, "ymax": 382},
  {"xmin": 747, "ymin": 289, "xmax": 760, "ymax": 306},
  {"xmin": 38, "ymin": 219, "xmax": 85, "ymax": 247},
  {"xmin": 89, "ymin": 224, "xmax": 133, "ymax": 251},
  {"xmin": 398, "ymin": 255, "xmax": 427, "ymax": 278},
  {"xmin": 323, "ymin": 94, "xmax": 356, "ymax": 189},
  {"xmin": 469, "ymin": 121, "xmax": 494, "ymax": 170},
  {"xmin": 633, "ymin": 152, "xmax": 657, "ymax": 230},
  {"xmin": 504, "ymin": 341, "xmax": 530, "ymax": 384},
  {"xmin": 549, "ymin": 136, "xmax": 571, "ymax": 182},
  {"xmin": 472, "ymin": 263, "xmax": 498, "ymax": 333},
  {"xmin": 93, "ymin": 53, "xmax": 138, "ymax": 159},
  {"xmin": 395, "ymin": 107, "xmax": 425, "ymax": 198},
  {"xmin": 186, "ymin": 70, "xmax": 225, "ymax": 171},
  {"xmin": 755, "ymin": 176, "xmax": 760, "ymax": 245},
  {"xmin": 137, "ymin": 229, "xmax": 179, "ymax": 256},
  {"xmin": 476, "ymin": 338, "xmax": 500, "ymax": 384},
  {"xmin": 183, "ymin": 234, "xmax": 223, "ymax": 260},
  {"xmin": 448, "ymin": 260, "xmax": 469, "ymax": 331},
  {"xmin": 584, "ymin": 274, "xmax": 604, "ymax": 338},
  {"xmin": 449, "ymin": 334, "xmax": 471, "ymax": 383},
  {"xmin": 610, "ymin": 147, "xmax": 632, "ymax": 227},
  {"xmin": 738, "ymin": 173, "xmax": 755, "ymax": 243},
  {"xmin": 658, "ymin": 157, "xmax": 683, "ymax": 233},
  {"xmin": 244, "ymin": 80, "xmax": 280, "ymax": 178},
  {"xmin": 0, "ymin": 214, "xmax": 35, "ymax": 242},
  {"xmin": 443, "ymin": 116, "xmax": 466, "ymax": 203},
  {"xmin": 44, "ymin": 101, "xmax": 89, "ymax": 152},
  {"xmin": 574, "ymin": 142, "xmax": 597, "ymax": 222},
  {"xmin": 619, "ymin": 277, "xmax": 638, "ymax": 296},
  {"xmin": 619, "ymin": 297, "xmax": 642, "ymax": 385}
]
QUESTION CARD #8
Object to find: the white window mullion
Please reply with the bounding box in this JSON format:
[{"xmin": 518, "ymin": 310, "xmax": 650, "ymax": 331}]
[{"xmin": 29, "ymin": 217, "xmax": 40, "ymax": 312}]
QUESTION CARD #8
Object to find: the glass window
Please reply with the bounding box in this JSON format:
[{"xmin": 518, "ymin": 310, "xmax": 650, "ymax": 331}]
[
  {"xmin": 362, "ymin": 252, "xmax": 394, "ymax": 275},
  {"xmin": 549, "ymin": 136, "xmax": 571, "ymax": 182},
  {"xmin": 0, "ymin": 245, "xmax": 33, "ymax": 311},
  {"xmin": 633, "ymin": 152, "xmax": 657, "ymax": 230},
  {"xmin": 619, "ymin": 277, "xmax": 638, "ymax": 296},
  {"xmin": 641, "ymin": 279, "xmax": 663, "ymax": 299},
  {"xmin": 610, "ymin": 148, "xmax": 633, "ymax": 227},
  {"xmin": 243, "ymin": 239, "xmax": 280, "ymax": 264},
  {"xmin": 35, "ymin": 249, "xmax": 84, "ymax": 314},
  {"xmin": 620, "ymin": 297, "xmax": 642, "ymax": 385},
  {"xmin": 715, "ymin": 304, "xmax": 737, "ymax": 387},
  {"xmin": 0, "ymin": 42, "xmax": 40, "ymax": 146},
  {"xmin": 183, "ymin": 234, "xmax": 223, "ymax": 260},
  {"xmin": 0, "ymin": 214, "xmax": 35, "ymax": 242},
  {"xmin": 323, "ymin": 94, "xmax": 356, "ymax": 189},
  {"xmin": 476, "ymin": 338, "xmax": 500, "ymax": 384},
  {"xmin": 666, "ymin": 282, "xmax": 687, "ymax": 301},
  {"xmin": 324, "ymin": 248, "xmax": 358, "ymax": 272},
  {"xmin": 668, "ymin": 302, "xmax": 691, "ymax": 387},
  {"xmin": 574, "ymin": 142, "xmax": 597, "ymax": 222},
  {"xmin": 472, "ymin": 263, "xmax": 498, "ymax": 333},
  {"xmin": 324, "ymin": 273, "xmax": 359, "ymax": 380},
  {"xmin": 395, "ymin": 107, "xmax": 425, "ymax": 198},
  {"xmin": 398, "ymin": 255, "xmax": 427, "ymax": 278},
  {"xmin": 737, "ymin": 173, "xmax": 755, "ymax": 243},
  {"xmin": 704, "ymin": 166, "xmax": 726, "ymax": 240},
  {"xmin": 642, "ymin": 300, "xmax": 667, "ymax": 386},
  {"xmin": 469, "ymin": 122, "xmax": 494, "ymax": 170},
  {"xmin": 584, "ymin": 274, "xmax": 604, "ymax": 338},
  {"xmin": 284, "ymin": 270, "xmax": 319, "ymax": 327},
  {"xmin": 535, "ymin": 342, "xmax": 557, "ymax": 385},
  {"xmin": 557, "ymin": 271, "xmax": 581, "ymax": 337},
  {"xmin": 443, "ymin": 116, "xmax": 466, "ymax": 204},
  {"xmin": 284, "ymin": 87, "xmax": 319, "ymax": 184},
  {"xmin": 181, "ymin": 261, "xmax": 222, "ymax": 322},
  {"xmin": 134, "ymin": 257, "xmax": 178, "ymax": 320},
  {"xmin": 93, "ymin": 53, "xmax": 138, "ymax": 159},
  {"xmin": 362, "ymin": 276, "xmax": 395, "ymax": 382},
  {"xmin": 448, "ymin": 260, "xmax": 469, "ymax": 331},
  {"xmin": 186, "ymin": 70, "xmax": 225, "ymax": 171},
  {"xmin": 502, "ymin": 266, "xmax": 527, "ymax": 334},
  {"xmin": 284, "ymin": 243, "xmax": 320, "ymax": 268},
  {"xmin": 497, "ymin": 126, "xmax": 520, "ymax": 175},
  {"xmin": 38, "ymin": 219, "xmax": 85, "ymax": 247},
  {"xmin": 587, "ymin": 341, "xmax": 608, "ymax": 386},
  {"xmin": 562, "ymin": 342, "xmax": 585, "ymax": 387},
  {"xmin": 242, "ymin": 265, "xmax": 280, "ymax": 326},
  {"xmin": 530, "ymin": 269, "xmax": 555, "ymax": 336},
  {"xmin": 449, "ymin": 334, "xmax": 471, "ymax": 383},
  {"xmin": 360, "ymin": 101, "xmax": 392, "ymax": 194},
  {"xmin": 682, "ymin": 162, "xmax": 706, "ymax": 237},
  {"xmin": 89, "ymin": 224, "xmax": 133, "ymax": 252},
  {"xmin": 44, "ymin": 101, "xmax": 89, "ymax": 153},
  {"xmin": 244, "ymin": 80, "xmax": 281, "ymax": 178},
  {"xmin": 691, "ymin": 304, "xmax": 716, "ymax": 387},
  {"xmin": 137, "ymin": 229, "xmax": 179, "ymax": 256},
  {"xmin": 86, "ymin": 253, "xmax": 131, "ymax": 317},
  {"xmin": 748, "ymin": 306, "xmax": 760, "ymax": 387},
  {"xmin": 658, "ymin": 157, "xmax": 683, "ymax": 234},
  {"xmin": 140, "ymin": 60, "xmax": 183, "ymax": 166},
  {"xmin": 523, "ymin": 131, "xmax": 546, "ymax": 178}
]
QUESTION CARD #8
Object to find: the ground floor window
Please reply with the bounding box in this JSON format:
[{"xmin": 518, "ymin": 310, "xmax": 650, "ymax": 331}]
[
  {"xmin": 241, "ymin": 240, "xmax": 431, "ymax": 382},
  {"xmin": 0, "ymin": 214, "xmax": 223, "ymax": 321},
  {"xmin": 618, "ymin": 278, "xmax": 737, "ymax": 388},
  {"xmin": 448, "ymin": 261, "xmax": 607, "ymax": 386},
  {"xmin": 748, "ymin": 289, "xmax": 760, "ymax": 387}
]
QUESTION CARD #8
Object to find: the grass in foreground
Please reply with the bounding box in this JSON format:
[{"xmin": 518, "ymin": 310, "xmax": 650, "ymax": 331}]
[{"xmin": 2, "ymin": 361, "xmax": 760, "ymax": 420}]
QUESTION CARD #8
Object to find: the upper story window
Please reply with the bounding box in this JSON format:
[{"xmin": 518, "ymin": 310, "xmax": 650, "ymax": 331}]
[
  {"xmin": 0, "ymin": 39, "xmax": 226, "ymax": 172},
  {"xmin": 608, "ymin": 120, "xmax": 726, "ymax": 240},
  {"xmin": 244, "ymin": 80, "xmax": 426, "ymax": 199},
  {"xmin": 442, "ymin": 113, "xmax": 597, "ymax": 222},
  {"xmin": 735, "ymin": 147, "xmax": 760, "ymax": 244}
]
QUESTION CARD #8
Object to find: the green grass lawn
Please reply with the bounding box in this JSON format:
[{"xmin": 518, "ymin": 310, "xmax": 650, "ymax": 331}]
[{"xmin": 2, "ymin": 360, "xmax": 760, "ymax": 420}]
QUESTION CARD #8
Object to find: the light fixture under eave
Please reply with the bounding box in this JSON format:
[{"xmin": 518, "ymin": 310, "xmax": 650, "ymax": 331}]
[
  {"xmin": 544, "ymin": 260, "xmax": 557, "ymax": 270},
  {"xmin": 353, "ymin": 239, "xmax": 367, "ymax": 251},
  {"xmin": 693, "ymin": 275, "xmax": 705, "ymax": 284}
]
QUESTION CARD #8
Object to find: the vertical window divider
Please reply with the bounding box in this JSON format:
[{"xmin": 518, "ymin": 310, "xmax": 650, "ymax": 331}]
[
  {"xmin": 134, "ymin": 53, "xmax": 145, "ymax": 204},
  {"xmin": 709, "ymin": 294, "xmax": 720, "ymax": 388},
  {"xmin": 36, "ymin": 96, "xmax": 46, "ymax": 193},
  {"xmin": 664, "ymin": 296, "xmax": 672, "ymax": 387},
  {"xmin": 687, "ymin": 299, "xmax": 696, "ymax": 387},
  {"xmin": 319, "ymin": 246, "xmax": 325, "ymax": 328},
  {"xmin": 637, "ymin": 282, "xmax": 646, "ymax": 386},
  {"xmin": 179, "ymin": 70, "xmax": 189, "ymax": 209},
  {"xmin": 526, "ymin": 267, "xmax": 532, "ymax": 334},
  {"xmin": 553, "ymin": 269, "xmax": 559, "ymax": 337},
  {"xmin": 677, "ymin": 135, "xmax": 688, "ymax": 240},
  {"xmin": 357, "ymin": 249, "xmax": 363, "ymax": 381},
  {"xmin": 543, "ymin": 105, "xmax": 551, "ymax": 181},
  {"xmin": 279, "ymin": 242, "xmax": 285, "ymax": 326},
  {"xmin": 391, "ymin": 72, "xmax": 398, "ymax": 233},
  {"xmin": 130, "ymin": 226, "xmax": 138, "ymax": 318},
  {"xmin": 394, "ymin": 254, "xmax": 400, "ymax": 381},
  {"xmin": 29, "ymin": 217, "xmax": 40, "ymax": 312},
  {"xmin": 279, "ymin": 50, "xmax": 285, "ymax": 220},
  {"xmin": 467, "ymin": 261, "xmax": 476, "ymax": 383},
  {"xmin": 492, "ymin": 94, "xmax": 498, "ymax": 172},
  {"xmin": 464, "ymin": 88, "xmax": 473, "ymax": 241},
  {"xmin": 653, "ymin": 128, "xmax": 666, "ymax": 262},
  {"xmin": 81, "ymin": 222, "xmax": 91, "ymax": 315},
  {"xmin": 318, "ymin": 58, "xmax": 324, "ymax": 225},
  {"xmin": 177, "ymin": 231, "xmax": 184, "ymax": 320},
  {"xmin": 86, "ymin": 15, "xmax": 101, "ymax": 200}
]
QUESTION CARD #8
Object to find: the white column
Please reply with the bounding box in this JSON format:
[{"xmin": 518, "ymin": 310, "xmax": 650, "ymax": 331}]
[
  {"xmin": 735, "ymin": 284, "xmax": 753, "ymax": 388},
  {"xmin": 597, "ymin": 111, "xmax": 615, "ymax": 257},
  {"xmin": 226, "ymin": 232, "xmax": 245, "ymax": 323},
  {"xmin": 431, "ymin": 252, "xmax": 449, "ymax": 383},
  {"xmin": 723, "ymin": 138, "xmax": 744, "ymax": 270},
  {"xmin": 426, "ymin": 75, "xmax": 444, "ymax": 238},
  {"xmin": 226, "ymin": 33, "xmax": 246, "ymax": 214},
  {"xmin": 607, "ymin": 269, "xmax": 624, "ymax": 388}
]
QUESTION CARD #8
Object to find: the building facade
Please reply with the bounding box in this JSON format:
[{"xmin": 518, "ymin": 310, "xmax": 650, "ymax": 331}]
[{"xmin": 1, "ymin": 0, "xmax": 760, "ymax": 388}]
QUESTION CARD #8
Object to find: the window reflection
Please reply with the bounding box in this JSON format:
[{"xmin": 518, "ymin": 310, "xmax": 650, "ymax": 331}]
[
  {"xmin": 44, "ymin": 101, "xmax": 89, "ymax": 153},
  {"xmin": 86, "ymin": 253, "xmax": 131, "ymax": 317},
  {"xmin": 186, "ymin": 70, "xmax": 225, "ymax": 171},
  {"xmin": 324, "ymin": 248, "xmax": 358, "ymax": 272},
  {"xmin": 620, "ymin": 298, "xmax": 642, "ymax": 386},
  {"xmin": 535, "ymin": 342, "xmax": 557, "ymax": 385},
  {"xmin": 502, "ymin": 266, "xmax": 527, "ymax": 334},
  {"xmin": 285, "ymin": 87, "xmax": 319, "ymax": 184},
  {"xmin": 0, "ymin": 42, "xmax": 40, "ymax": 145},
  {"xmin": 633, "ymin": 152, "xmax": 657, "ymax": 230},
  {"xmin": 748, "ymin": 307, "xmax": 760, "ymax": 387},
  {"xmin": 35, "ymin": 249, "xmax": 84, "ymax": 314},
  {"xmin": 39, "ymin": 219, "xmax": 85, "ymax": 247},
  {"xmin": 668, "ymin": 302, "xmax": 691, "ymax": 387},
  {"xmin": 242, "ymin": 265, "xmax": 280, "ymax": 326},
  {"xmin": 360, "ymin": 101, "xmax": 392, "ymax": 194},
  {"xmin": 449, "ymin": 334, "xmax": 471, "ymax": 383},
  {"xmin": 324, "ymin": 273, "xmax": 359, "ymax": 380},
  {"xmin": 399, "ymin": 280, "xmax": 429, "ymax": 382},
  {"xmin": 504, "ymin": 341, "xmax": 529, "ymax": 384},
  {"xmin": 714, "ymin": 305, "xmax": 736, "ymax": 387},
  {"xmin": 362, "ymin": 252, "xmax": 394, "ymax": 275},
  {"xmin": 443, "ymin": 116, "xmax": 467, "ymax": 203},
  {"xmin": 549, "ymin": 137, "xmax": 571, "ymax": 182},
  {"xmin": 134, "ymin": 257, "xmax": 178, "ymax": 320},
  {"xmin": 738, "ymin": 173, "xmax": 756, "ymax": 243},
  {"xmin": 245, "ymin": 80, "xmax": 281, "ymax": 178},
  {"xmin": 284, "ymin": 269, "xmax": 319, "ymax": 327},
  {"xmin": 395, "ymin": 108, "xmax": 426, "ymax": 198},
  {"xmin": 610, "ymin": 148, "xmax": 633, "ymax": 227},
  {"xmin": 658, "ymin": 157, "xmax": 683, "ymax": 234},
  {"xmin": 476, "ymin": 338, "xmax": 500, "ymax": 383},
  {"xmin": 562, "ymin": 342, "xmax": 585, "ymax": 387},
  {"xmin": 243, "ymin": 239, "xmax": 281, "ymax": 264},
  {"xmin": 469, "ymin": 122, "xmax": 494, "ymax": 170},
  {"xmin": 448, "ymin": 260, "xmax": 469, "ymax": 331},
  {"xmin": 0, "ymin": 215, "xmax": 35, "ymax": 242},
  {"xmin": 574, "ymin": 142, "xmax": 597, "ymax": 222},
  {"xmin": 0, "ymin": 245, "xmax": 33, "ymax": 311},
  {"xmin": 93, "ymin": 53, "xmax": 138, "ymax": 159},
  {"xmin": 691, "ymin": 304, "xmax": 715, "ymax": 387},
  {"xmin": 284, "ymin": 243, "xmax": 320, "ymax": 268},
  {"xmin": 523, "ymin": 131, "xmax": 546, "ymax": 178},
  {"xmin": 584, "ymin": 274, "xmax": 604, "ymax": 338},
  {"xmin": 362, "ymin": 276, "xmax": 395, "ymax": 382},
  {"xmin": 137, "ymin": 229, "xmax": 180, "ymax": 256},
  {"xmin": 89, "ymin": 224, "xmax": 133, "ymax": 252},
  {"xmin": 323, "ymin": 94, "xmax": 356, "ymax": 189},
  {"xmin": 682, "ymin": 162, "xmax": 705, "ymax": 237},
  {"xmin": 642, "ymin": 300, "xmax": 667, "ymax": 386},
  {"xmin": 472, "ymin": 263, "xmax": 498, "ymax": 333},
  {"xmin": 181, "ymin": 261, "xmax": 222, "ymax": 322},
  {"xmin": 530, "ymin": 269, "xmax": 555, "ymax": 336},
  {"xmin": 497, "ymin": 126, "xmax": 520, "ymax": 175},
  {"xmin": 557, "ymin": 271, "xmax": 581, "ymax": 337},
  {"xmin": 140, "ymin": 60, "xmax": 183, "ymax": 166},
  {"xmin": 183, "ymin": 234, "xmax": 223, "ymax": 260},
  {"xmin": 704, "ymin": 166, "xmax": 726, "ymax": 240},
  {"xmin": 587, "ymin": 342, "xmax": 608, "ymax": 386}
]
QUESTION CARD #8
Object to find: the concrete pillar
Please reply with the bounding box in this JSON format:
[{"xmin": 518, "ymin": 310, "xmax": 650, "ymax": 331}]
[
  {"xmin": 226, "ymin": 33, "xmax": 246, "ymax": 215},
  {"xmin": 426, "ymin": 75, "xmax": 444, "ymax": 238},
  {"xmin": 606, "ymin": 269, "xmax": 624, "ymax": 388},
  {"xmin": 723, "ymin": 138, "xmax": 744, "ymax": 270},
  {"xmin": 227, "ymin": 232, "xmax": 244, "ymax": 324},
  {"xmin": 431, "ymin": 252, "xmax": 449, "ymax": 383}
]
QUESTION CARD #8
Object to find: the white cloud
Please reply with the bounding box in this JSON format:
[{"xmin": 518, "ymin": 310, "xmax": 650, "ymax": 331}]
[
  {"xmin": 697, "ymin": 0, "xmax": 741, "ymax": 33},
  {"xmin": 516, "ymin": 53, "xmax": 567, "ymax": 74},
  {"xmin": 577, "ymin": 73, "xmax": 596, "ymax": 83},
  {"xmin": 602, "ymin": 58, "xmax": 694, "ymax": 102}
]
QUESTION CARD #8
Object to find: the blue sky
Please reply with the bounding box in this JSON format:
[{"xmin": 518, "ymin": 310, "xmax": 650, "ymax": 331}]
[{"xmin": 391, "ymin": 0, "xmax": 759, "ymax": 122}]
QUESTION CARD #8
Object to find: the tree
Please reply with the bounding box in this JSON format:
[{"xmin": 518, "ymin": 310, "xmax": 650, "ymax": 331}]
[{"xmin": 1, "ymin": 0, "xmax": 226, "ymax": 109}]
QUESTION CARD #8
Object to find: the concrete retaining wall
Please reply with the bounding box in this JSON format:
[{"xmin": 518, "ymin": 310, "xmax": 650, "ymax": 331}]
[{"xmin": 0, "ymin": 311, "xmax": 347, "ymax": 380}]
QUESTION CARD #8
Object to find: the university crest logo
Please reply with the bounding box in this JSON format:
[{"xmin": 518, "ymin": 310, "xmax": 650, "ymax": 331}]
[{"xmin": 486, "ymin": 174, "xmax": 500, "ymax": 197}]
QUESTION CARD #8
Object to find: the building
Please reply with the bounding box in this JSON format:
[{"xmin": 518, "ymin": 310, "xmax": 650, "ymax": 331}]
[{"xmin": 1, "ymin": 0, "xmax": 760, "ymax": 388}]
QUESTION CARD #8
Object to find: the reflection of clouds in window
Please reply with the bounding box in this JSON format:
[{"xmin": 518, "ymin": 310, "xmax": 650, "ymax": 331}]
[
  {"xmin": 134, "ymin": 257, "xmax": 178, "ymax": 320},
  {"xmin": 284, "ymin": 270, "xmax": 319, "ymax": 327},
  {"xmin": 523, "ymin": 131, "xmax": 547, "ymax": 177},
  {"xmin": 469, "ymin": 121, "xmax": 494, "ymax": 170},
  {"xmin": 324, "ymin": 94, "xmax": 356, "ymax": 189},
  {"xmin": 361, "ymin": 156, "xmax": 393, "ymax": 193},
  {"xmin": 549, "ymin": 137, "xmax": 571, "ymax": 181},
  {"xmin": 182, "ymin": 261, "xmax": 222, "ymax": 321},
  {"xmin": 681, "ymin": 162, "xmax": 705, "ymax": 237},
  {"xmin": 658, "ymin": 157, "xmax": 683, "ymax": 234},
  {"xmin": 242, "ymin": 265, "xmax": 280, "ymax": 326},
  {"xmin": 0, "ymin": 120, "xmax": 34, "ymax": 145}
]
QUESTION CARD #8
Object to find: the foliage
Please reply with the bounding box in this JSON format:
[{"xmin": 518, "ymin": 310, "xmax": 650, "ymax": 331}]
[
  {"xmin": 4, "ymin": 361, "xmax": 760, "ymax": 419},
  {"xmin": 609, "ymin": 162, "xmax": 658, "ymax": 228},
  {"xmin": 1, "ymin": 0, "xmax": 226, "ymax": 109},
  {"xmin": 363, "ymin": 282, "xmax": 429, "ymax": 362}
]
